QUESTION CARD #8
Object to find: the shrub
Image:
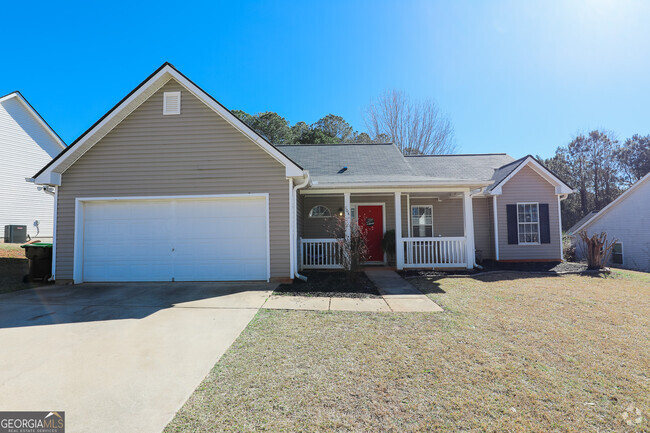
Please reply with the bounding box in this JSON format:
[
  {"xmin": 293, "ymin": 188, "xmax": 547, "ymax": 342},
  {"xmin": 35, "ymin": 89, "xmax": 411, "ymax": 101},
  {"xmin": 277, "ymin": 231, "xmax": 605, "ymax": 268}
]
[
  {"xmin": 563, "ymin": 232, "xmax": 576, "ymax": 262},
  {"xmin": 328, "ymin": 214, "xmax": 369, "ymax": 283},
  {"xmin": 578, "ymin": 230, "xmax": 617, "ymax": 270}
]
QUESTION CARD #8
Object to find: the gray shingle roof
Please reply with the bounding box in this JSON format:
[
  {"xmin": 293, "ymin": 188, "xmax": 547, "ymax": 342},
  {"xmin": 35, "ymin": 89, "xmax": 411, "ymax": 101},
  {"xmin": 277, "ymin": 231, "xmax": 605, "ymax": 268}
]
[
  {"xmin": 406, "ymin": 154, "xmax": 516, "ymax": 182},
  {"xmin": 276, "ymin": 143, "xmax": 517, "ymax": 187},
  {"xmin": 567, "ymin": 211, "xmax": 599, "ymax": 235},
  {"xmin": 277, "ymin": 143, "xmax": 424, "ymax": 184}
]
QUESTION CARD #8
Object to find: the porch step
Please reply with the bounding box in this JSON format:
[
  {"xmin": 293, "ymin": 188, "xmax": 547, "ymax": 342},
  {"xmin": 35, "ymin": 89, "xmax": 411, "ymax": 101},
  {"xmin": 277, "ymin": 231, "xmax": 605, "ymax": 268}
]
[{"xmin": 365, "ymin": 269, "xmax": 443, "ymax": 312}]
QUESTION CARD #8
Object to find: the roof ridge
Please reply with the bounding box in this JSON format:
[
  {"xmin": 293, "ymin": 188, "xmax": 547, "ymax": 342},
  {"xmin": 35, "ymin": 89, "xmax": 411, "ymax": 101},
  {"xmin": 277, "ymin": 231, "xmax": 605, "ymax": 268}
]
[
  {"xmin": 405, "ymin": 153, "xmax": 510, "ymax": 157},
  {"xmin": 276, "ymin": 142, "xmax": 394, "ymax": 147}
]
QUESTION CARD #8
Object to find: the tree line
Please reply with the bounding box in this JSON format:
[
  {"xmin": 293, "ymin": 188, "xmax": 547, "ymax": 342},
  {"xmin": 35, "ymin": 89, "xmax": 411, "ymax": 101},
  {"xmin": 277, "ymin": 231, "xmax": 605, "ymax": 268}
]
[
  {"xmin": 232, "ymin": 90, "xmax": 457, "ymax": 155},
  {"xmin": 543, "ymin": 131, "xmax": 649, "ymax": 230}
]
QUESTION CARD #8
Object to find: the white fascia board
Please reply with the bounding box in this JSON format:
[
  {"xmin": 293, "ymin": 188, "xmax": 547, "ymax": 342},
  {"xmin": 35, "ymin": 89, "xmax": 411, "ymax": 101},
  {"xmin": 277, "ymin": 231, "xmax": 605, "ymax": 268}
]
[
  {"xmin": 490, "ymin": 156, "xmax": 573, "ymax": 195},
  {"xmin": 301, "ymin": 185, "xmax": 475, "ymax": 195},
  {"xmin": 0, "ymin": 92, "xmax": 66, "ymax": 150},
  {"xmin": 33, "ymin": 172, "xmax": 61, "ymax": 186},
  {"xmin": 569, "ymin": 172, "xmax": 650, "ymax": 235},
  {"xmin": 307, "ymin": 180, "xmax": 492, "ymax": 189},
  {"xmin": 33, "ymin": 65, "xmax": 304, "ymax": 183}
]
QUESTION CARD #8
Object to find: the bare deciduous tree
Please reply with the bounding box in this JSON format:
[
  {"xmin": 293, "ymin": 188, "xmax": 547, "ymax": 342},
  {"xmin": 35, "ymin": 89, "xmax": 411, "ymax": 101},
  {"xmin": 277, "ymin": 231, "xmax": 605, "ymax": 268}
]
[
  {"xmin": 328, "ymin": 214, "xmax": 369, "ymax": 284},
  {"xmin": 364, "ymin": 89, "xmax": 457, "ymax": 155}
]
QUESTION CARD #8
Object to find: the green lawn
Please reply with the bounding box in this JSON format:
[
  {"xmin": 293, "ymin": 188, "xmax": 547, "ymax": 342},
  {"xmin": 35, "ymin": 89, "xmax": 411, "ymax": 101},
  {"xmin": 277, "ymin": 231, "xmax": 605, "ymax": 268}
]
[{"xmin": 165, "ymin": 271, "xmax": 649, "ymax": 432}]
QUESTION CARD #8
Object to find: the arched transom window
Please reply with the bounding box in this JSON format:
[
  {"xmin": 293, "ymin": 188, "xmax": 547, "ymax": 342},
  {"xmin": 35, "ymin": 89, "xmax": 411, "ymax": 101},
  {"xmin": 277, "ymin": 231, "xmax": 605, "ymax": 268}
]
[{"xmin": 309, "ymin": 205, "xmax": 331, "ymax": 218}]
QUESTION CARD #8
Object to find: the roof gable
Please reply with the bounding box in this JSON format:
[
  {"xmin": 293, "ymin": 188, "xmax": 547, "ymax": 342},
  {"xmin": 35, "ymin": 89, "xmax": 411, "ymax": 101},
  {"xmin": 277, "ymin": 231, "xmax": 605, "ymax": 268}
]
[
  {"xmin": 0, "ymin": 91, "xmax": 66, "ymax": 154},
  {"xmin": 33, "ymin": 63, "xmax": 303, "ymax": 185},
  {"xmin": 488, "ymin": 155, "xmax": 573, "ymax": 195},
  {"xmin": 569, "ymin": 172, "xmax": 650, "ymax": 235}
]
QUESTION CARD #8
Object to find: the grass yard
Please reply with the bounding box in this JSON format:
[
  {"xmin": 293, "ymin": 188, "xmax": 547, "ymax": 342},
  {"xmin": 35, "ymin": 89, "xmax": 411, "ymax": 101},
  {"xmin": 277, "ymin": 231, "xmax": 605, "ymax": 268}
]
[
  {"xmin": 0, "ymin": 243, "xmax": 25, "ymax": 259},
  {"xmin": 166, "ymin": 270, "xmax": 649, "ymax": 432}
]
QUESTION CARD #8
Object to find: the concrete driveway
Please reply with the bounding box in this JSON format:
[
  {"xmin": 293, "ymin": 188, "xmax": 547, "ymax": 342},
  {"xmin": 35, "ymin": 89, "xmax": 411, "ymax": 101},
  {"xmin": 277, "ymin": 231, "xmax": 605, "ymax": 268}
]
[{"xmin": 0, "ymin": 282, "xmax": 275, "ymax": 433}]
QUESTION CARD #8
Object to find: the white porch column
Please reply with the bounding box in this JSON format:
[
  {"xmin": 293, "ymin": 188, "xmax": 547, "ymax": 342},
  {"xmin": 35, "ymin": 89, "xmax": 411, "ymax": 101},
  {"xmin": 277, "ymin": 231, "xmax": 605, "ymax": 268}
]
[
  {"xmin": 344, "ymin": 192, "xmax": 351, "ymax": 242},
  {"xmin": 463, "ymin": 191, "xmax": 476, "ymax": 269},
  {"xmin": 394, "ymin": 192, "xmax": 404, "ymax": 270}
]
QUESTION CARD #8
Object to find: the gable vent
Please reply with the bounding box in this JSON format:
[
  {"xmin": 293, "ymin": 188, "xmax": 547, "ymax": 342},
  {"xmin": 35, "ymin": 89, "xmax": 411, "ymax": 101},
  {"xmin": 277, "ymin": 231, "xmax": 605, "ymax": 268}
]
[{"xmin": 163, "ymin": 91, "xmax": 181, "ymax": 115}]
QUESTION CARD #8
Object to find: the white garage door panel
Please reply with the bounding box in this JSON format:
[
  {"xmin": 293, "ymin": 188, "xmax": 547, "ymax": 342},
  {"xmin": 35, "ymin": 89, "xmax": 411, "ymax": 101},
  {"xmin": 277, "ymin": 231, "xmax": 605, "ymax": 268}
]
[
  {"xmin": 83, "ymin": 201, "xmax": 174, "ymax": 282},
  {"xmin": 81, "ymin": 197, "xmax": 268, "ymax": 282}
]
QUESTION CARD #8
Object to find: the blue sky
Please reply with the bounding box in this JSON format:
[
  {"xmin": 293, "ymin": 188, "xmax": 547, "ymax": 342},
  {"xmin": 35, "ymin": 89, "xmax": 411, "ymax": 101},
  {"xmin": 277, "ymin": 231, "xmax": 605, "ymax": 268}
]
[{"xmin": 3, "ymin": 0, "xmax": 649, "ymax": 159}]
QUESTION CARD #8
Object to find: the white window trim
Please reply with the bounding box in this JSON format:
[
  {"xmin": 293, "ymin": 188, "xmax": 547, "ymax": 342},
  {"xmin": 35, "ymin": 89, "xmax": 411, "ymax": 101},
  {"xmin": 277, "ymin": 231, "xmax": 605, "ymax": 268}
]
[
  {"xmin": 611, "ymin": 242, "xmax": 624, "ymax": 265},
  {"xmin": 516, "ymin": 202, "xmax": 541, "ymax": 245},
  {"xmin": 410, "ymin": 204, "xmax": 434, "ymax": 238},
  {"xmin": 163, "ymin": 91, "xmax": 181, "ymax": 115},
  {"xmin": 308, "ymin": 205, "xmax": 332, "ymax": 218}
]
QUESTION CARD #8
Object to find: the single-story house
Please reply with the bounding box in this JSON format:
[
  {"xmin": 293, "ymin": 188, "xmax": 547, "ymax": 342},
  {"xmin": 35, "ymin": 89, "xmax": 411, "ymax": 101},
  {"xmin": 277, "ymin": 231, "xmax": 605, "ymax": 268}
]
[
  {"xmin": 569, "ymin": 172, "xmax": 650, "ymax": 272},
  {"xmin": 1, "ymin": 91, "xmax": 65, "ymax": 241},
  {"xmin": 31, "ymin": 63, "xmax": 573, "ymax": 284}
]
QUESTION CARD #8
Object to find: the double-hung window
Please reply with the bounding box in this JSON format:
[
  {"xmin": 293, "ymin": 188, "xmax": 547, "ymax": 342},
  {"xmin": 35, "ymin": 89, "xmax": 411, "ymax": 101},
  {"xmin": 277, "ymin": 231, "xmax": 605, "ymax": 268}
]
[
  {"xmin": 611, "ymin": 243, "xmax": 623, "ymax": 265},
  {"xmin": 517, "ymin": 203, "xmax": 540, "ymax": 244},
  {"xmin": 411, "ymin": 205, "xmax": 433, "ymax": 237}
]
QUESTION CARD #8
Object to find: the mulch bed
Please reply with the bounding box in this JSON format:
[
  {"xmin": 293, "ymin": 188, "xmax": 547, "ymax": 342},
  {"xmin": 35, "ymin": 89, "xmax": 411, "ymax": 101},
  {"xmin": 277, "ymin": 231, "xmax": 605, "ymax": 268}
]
[
  {"xmin": 399, "ymin": 261, "xmax": 592, "ymax": 280},
  {"xmin": 274, "ymin": 270, "xmax": 382, "ymax": 298}
]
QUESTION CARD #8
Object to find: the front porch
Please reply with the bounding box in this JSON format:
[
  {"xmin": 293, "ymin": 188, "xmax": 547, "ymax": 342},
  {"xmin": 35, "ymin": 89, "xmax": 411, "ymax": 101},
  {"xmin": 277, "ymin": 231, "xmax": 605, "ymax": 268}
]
[{"xmin": 298, "ymin": 190, "xmax": 477, "ymax": 270}]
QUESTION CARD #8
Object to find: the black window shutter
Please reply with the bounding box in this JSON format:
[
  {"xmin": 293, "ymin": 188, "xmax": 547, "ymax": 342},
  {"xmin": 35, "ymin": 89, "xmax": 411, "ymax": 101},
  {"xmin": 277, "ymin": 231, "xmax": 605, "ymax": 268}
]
[
  {"xmin": 539, "ymin": 203, "xmax": 551, "ymax": 244},
  {"xmin": 506, "ymin": 204, "xmax": 518, "ymax": 244}
]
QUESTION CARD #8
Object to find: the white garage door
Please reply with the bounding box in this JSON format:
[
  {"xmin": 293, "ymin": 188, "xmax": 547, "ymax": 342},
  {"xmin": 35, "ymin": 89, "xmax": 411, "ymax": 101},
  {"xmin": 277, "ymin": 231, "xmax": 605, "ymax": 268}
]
[{"xmin": 80, "ymin": 196, "xmax": 268, "ymax": 282}]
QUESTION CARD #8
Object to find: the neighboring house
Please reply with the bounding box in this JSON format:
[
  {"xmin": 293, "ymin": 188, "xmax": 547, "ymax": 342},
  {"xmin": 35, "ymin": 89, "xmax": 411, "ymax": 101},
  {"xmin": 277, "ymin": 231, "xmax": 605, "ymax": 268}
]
[
  {"xmin": 31, "ymin": 63, "xmax": 573, "ymax": 284},
  {"xmin": 1, "ymin": 91, "xmax": 65, "ymax": 241},
  {"xmin": 569, "ymin": 173, "xmax": 650, "ymax": 272}
]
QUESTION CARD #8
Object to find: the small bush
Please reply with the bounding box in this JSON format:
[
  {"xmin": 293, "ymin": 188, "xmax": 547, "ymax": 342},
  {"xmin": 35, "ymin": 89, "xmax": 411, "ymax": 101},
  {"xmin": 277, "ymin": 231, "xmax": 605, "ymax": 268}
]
[{"xmin": 562, "ymin": 233, "xmax": 576, "ymax": 262}]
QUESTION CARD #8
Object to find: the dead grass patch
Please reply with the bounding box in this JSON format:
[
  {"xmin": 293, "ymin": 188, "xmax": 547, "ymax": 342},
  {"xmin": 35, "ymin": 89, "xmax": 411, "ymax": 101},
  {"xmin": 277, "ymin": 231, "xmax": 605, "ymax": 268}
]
[
  {"xmin": 166, "ymin": 272, "xmax": 649, "ymax": 432},
  {"xmin": 0, "ymin": 243, "xmax": 24, "ymax": 259}
]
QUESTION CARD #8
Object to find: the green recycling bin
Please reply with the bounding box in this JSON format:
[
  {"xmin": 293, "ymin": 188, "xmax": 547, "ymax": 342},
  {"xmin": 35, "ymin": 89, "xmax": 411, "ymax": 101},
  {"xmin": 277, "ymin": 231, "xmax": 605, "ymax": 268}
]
[{"xmin": 21, "ymin": 243, "xmax": 53, "ymax": 282}]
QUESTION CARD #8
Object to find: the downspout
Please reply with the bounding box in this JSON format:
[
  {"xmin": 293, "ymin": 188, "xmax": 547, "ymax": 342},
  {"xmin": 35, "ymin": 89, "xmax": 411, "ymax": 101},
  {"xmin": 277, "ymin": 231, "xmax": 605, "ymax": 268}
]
[
  {"xmin": 292, "ymin": 172, "xmax": 310, "ymax": 281},
  {"xmin": 50, "ymin": 186, "xmax": 58, "ymax": 281},
  {"xmin": 29, "ymin": 180, "xmax": 57, "ymax": 281}
]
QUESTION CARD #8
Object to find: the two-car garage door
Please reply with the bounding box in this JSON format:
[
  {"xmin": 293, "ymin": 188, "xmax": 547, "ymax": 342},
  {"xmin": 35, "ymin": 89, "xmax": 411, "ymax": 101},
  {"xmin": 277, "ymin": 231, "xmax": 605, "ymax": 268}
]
[{"xmin": 79, "ymin": 196, "xmax": 268, "ymax": 282}]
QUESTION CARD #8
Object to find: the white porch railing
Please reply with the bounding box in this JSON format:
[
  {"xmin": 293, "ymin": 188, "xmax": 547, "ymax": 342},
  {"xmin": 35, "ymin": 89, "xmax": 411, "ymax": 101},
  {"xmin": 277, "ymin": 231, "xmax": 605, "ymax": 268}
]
[
  {"xmin": 403, "ymin": 237, "xmax": 467, "ymax": 268},
  {"xmin": 300, "ymin": 238, "xmax": 344, "ymax": 269}
]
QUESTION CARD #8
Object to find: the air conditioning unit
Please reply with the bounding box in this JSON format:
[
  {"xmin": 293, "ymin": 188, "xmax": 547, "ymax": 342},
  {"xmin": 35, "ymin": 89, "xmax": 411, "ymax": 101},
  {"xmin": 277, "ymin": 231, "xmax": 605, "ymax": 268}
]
[{"xmin": 4, "ymin": 225, "xmax": 27, "ymax": 243}]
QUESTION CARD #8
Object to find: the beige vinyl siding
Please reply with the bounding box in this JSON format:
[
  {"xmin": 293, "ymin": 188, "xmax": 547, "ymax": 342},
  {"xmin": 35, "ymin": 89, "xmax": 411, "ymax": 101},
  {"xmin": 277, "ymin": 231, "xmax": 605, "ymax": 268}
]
[
  {"xmin": 400, "ymin": 197, "xmax": 464, "ymax": 237},
  {"xmin": 55, "ymin": 79, "xmax": 290, "ymax": 281},
  {"xmin": 301, "ymin": 194, "xmax": 395, "ymax": 239},
  {"xmin": 472, "ymin": 197, "xmax": 494, "ymax": 260},
  {"xmin": 497, "ymin": 165, "xmax": 561, "ymax": 260},
  {"xmin": 302, "ymin": 196, "xmax": 342, "ymax": 238}
]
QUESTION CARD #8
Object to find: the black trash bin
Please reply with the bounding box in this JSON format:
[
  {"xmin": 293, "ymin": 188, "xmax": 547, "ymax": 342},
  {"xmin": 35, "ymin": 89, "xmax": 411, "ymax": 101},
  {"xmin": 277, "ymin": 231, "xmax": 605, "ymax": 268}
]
[{"xmin": 21, "ymin": 243, "xmax": 53, "ymax": 282}]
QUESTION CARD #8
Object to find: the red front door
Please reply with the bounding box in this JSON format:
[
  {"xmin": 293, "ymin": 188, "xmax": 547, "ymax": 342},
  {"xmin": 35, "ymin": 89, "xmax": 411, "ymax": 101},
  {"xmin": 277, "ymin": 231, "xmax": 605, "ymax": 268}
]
[{"xmin": 357, "ymin": 205, "xmax": 384, "ymax": 262}]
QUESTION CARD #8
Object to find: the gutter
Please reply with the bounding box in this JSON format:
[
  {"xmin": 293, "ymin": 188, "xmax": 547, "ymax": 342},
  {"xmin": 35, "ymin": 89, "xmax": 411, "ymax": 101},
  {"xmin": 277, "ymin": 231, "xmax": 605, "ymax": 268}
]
[
  {"xmin": 291, "ymin": 172, "xmax": 311, "ymax": 281},
  {"xmin": 307, "ymin": 180, "xmax": 493, "ymax": 189}
]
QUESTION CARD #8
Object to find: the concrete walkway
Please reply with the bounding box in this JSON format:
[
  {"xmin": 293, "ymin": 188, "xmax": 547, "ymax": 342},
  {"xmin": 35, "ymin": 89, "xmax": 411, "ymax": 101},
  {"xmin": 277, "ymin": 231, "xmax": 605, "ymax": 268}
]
[
  {"xmin": 366, "ymin": 269, "xmax": 443, "ymax": 312},
  {"xmin": 263, "ymin": 269, "xmax": 442, "ymax": 313},
  {"xmin": 264, "ymin": 295, "xmax": 391, "ymax": 312}
]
